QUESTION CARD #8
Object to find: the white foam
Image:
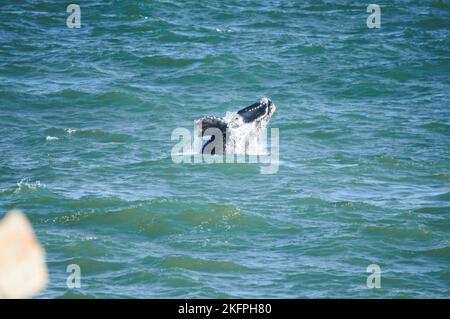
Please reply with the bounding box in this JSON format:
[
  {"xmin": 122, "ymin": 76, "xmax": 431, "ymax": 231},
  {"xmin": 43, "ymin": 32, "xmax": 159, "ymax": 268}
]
[
  {"xmin": 82, "ymin": 236, "xmax": 98, "ymax": 241},
  {"xmin": 14, "ymin": 178, "xmax": 45, "ymax": 193},
  {"xmin": 260, "ymin": 97, "xmax": 269, "ymax": 104},
  {"xmin": 215, "ymin": 28, "xmax": 233, "ymax": 33},
  {"xmin": 65, "ymin": 128, "xmax": 77, "ymax": 135},
  {"xmin": 46, "ymin": 136, "xmax": 59, "ymax": 141},
  {"xmin": 224, "ymin": 111, "xmax": 237, "ymax": 122}
]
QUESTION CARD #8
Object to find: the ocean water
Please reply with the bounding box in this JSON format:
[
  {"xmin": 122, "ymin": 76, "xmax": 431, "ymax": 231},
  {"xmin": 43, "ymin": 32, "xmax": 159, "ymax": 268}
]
[{"xmin": 0, "ymin": 0, "xmax": 449, "ymax": 298}]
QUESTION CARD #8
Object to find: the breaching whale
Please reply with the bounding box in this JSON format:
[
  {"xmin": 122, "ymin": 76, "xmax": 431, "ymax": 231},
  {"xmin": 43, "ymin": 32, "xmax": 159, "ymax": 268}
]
[{"xmin": 195, "ymin": 97, "xmax": 276, "ymax": 155}]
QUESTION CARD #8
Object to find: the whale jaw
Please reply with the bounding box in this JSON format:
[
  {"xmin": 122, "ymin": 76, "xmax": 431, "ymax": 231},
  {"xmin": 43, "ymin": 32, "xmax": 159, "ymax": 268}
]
[{"xmin": 237, "ymin": 97, "xmax": 276, "ymax": 124}]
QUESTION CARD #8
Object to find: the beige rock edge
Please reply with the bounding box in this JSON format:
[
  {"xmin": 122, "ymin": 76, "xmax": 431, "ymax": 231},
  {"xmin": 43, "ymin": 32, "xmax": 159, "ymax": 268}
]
[{"xmin": 0, "ymin": 210, "xmax": 48, "ymax": 298}]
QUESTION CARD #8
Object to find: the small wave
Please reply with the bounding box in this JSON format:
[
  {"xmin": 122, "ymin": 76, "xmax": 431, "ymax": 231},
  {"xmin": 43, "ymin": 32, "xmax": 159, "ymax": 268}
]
[
  {"xmin": 294, "ymin": 44, "xmax": 327, "ymax": 55},
  {"xmin": 95, "ymin": 91, "xmax": 143, "ymax": 106},
  {"xmin": 416, "ymin": 16, "xmax": 450, "ymax": 29},
  {"xmin": 59, "ymin": 256, "xmax": 123, "ymax": 274},
  {"xmin": 364, "ymin": 225, "xmax": 430, "ymax": 239},
  {"xmin": 421, "ymin": 122, "xmax": 450, "ymax": 135},
  {"xmin": 65, "ymin": 128, "xmax": 77, "ymax": 135},
  {"xmin": 142, "ymin": 55, "xmax": 198, "ymax": 67},
  {"xmin": 161, "ymin": 255, "xmax": 249, "ymax": 272},
  {"xmin": 215, "ymin": 28, "xmax": 233, "ymax": 33},
  {"xmin": 47, "ymin": 88, "xmax": 89, "ymax": 99},
  {"xmin": 70, "ymin": 128, "xmax": 131, "ymax": 143},
  {"xmin": 43, "ymin": 198, "xmax": 269, "ymax": 239},
  {"xmin": 426, "ymin": 173, "xmax": 450, "ymax": 180},
  {"xmin": 422, "ymin": 245, "xmax": 450, "ymax": 258},
  {"xmin": 46, "ymin": 136, "xmax": 60, "ymax": 141},
  {"xmin": 432, "ymin": 192, "xmax": 450, "ymax": 201},
  {"xmin": 304, "ymin": 130, "xmax": 341, "ymax": 139},
  {"xmin": 82, "ymin": 236, "xmax": 98, "ymax": 241},
  {"xmin": 44, "ymin": 127, "xmax": 130, "ymax": 143},
  {"xmin": 14, "ymin": 178, "xmax": 45, "ymax": 193},
  {"xmin": 432, "ymin": 0, "xmax": 448, "ymax": 8},
  {"xmin": 414, "ymin": 206, "xmax": 450, "ymax": 215},
  {"xmin": 244, "ymin": 21, "xmax": 287, "ymax": 29}
]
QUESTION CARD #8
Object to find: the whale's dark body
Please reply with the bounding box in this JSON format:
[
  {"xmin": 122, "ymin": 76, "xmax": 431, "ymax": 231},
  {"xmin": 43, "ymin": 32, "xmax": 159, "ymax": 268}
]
[{"xmin": 195, "ymin": 97, "xmax": 276, "ymax": 155}]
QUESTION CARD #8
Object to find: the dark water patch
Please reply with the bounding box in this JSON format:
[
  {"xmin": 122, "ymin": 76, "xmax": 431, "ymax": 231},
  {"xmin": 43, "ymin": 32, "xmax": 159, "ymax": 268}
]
[
  {"xmin": 284, "ymin": 43, "xmax": 327, "ymax": 56},
  {"xmin": 46, "ymin": 88, "xmax": 92, "ymax": 100},
  {"xmin": 95, "ymin": 91, "xmax": 144, "ymax": 107},
  {"xmin": 292, "ymin": 196, "xmax": 329, "ymax": 206},
  {"xmin": 431, "ymin": 0, "xmax": 449, "ymax": 9},
  {"xmin": 161, "ymin": 255, "xmax": 250, "ymax": 272},
  {"xmin": 330, "ymin": 200, "xmax": 382, "ymax": 212},
  {"xmin": 414, "ymin": 206, "xmax": 450, "ymax": 215},
  {"xmin": 241, "ymin": 20, "xmax": 288, "ymax": 29},
  {"xmin": 363, "ymin": 225, "xmax": 431, "ymax": 239},
  {"xmin": 140, "ymin": 54, "xmax": 232, "ymax": 69},
  {"xmin": 36, "ymin": 197, "xmax": 269, "ymax": 239},
  {"xmin": 153, "ymin": 29, "xmax": 222, "ymax": 44},
  {"xmin": 431, "ymin": 192, "xmax": 450, "ymax": 201},
  {"xmin": 0, "ymin": 63, "xmax": 39, "ymax": 77},
  {"xmin": 301, "ymin": 2, "xmax": 362, "ymax": 12},
  {"xmin": 142, "ymin": 55, "xmax": 198, "ymax": 68},
  {"xmin": 56, "ymin": 256, "xmax": 124, "ymax": 275},
  {"xmin": 303, "ymin": 129, "xmax": 344, "ymax": 140},
  {"xmin": 425, "ymin": 173, "xmax": 450, "ymax": 180},
  {"xmin": 59, "ymin": 237, "xmax": 115, "ymax": 258},
  {"xmin": 64, "ymin": 196, "xmax": 132, "ymax": 210},
  {"xmin": 43, "ymin": 127, "xmax": 132, "ymax": 143},
  {"xmin": 100, "ymin": 49, "xmax": 141, "ymax": 66},
  {"xmin": 290, "ymin": 197, "xmax": 383, "ymax": 218},
  {"xmin": 112, "ymin": 270, "xmax": 158, "ymax": 285},
  {"xmin": 421, "ymin": 246, "xmax": 450, "ymax": 259},
  {"xmin": 416, "ymin": 16, "xmax": 450, "ymax": 30},
  {"xmin": 421, "ymin": 122, "xmax": 450, "ymax": 135},
  {"xmin": 370, "ymin": 155, "xmax": 401, "ymax": 166}
]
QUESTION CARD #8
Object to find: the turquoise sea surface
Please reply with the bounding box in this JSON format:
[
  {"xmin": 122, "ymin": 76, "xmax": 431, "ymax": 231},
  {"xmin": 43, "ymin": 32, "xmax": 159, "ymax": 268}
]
[{"xmin": 0, "ymin": 0, "xmax": 449, "ymax": 298}]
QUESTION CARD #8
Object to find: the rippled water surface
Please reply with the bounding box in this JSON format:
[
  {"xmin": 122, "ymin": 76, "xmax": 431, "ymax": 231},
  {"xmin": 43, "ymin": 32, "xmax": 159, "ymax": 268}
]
[{"xmin": 0, "ymin": 0, "xmax": 449, "ymax": 298}]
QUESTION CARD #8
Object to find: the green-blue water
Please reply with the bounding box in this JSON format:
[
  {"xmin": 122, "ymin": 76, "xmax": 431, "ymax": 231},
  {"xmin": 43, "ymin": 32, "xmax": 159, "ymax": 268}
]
[{"xmin": 1, "ymin": 0, "xmax": 449, "ymax": 298}]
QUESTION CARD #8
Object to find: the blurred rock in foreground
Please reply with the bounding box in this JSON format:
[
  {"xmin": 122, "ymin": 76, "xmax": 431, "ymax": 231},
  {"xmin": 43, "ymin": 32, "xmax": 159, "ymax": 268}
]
[{"xmin": 0, "ymin": 210, "xmax": 48, "ymax": 298}]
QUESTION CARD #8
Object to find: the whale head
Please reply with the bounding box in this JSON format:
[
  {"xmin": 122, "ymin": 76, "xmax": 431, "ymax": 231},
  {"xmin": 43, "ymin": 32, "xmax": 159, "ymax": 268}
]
[{"xmin": 196, "ymin": 97, "xmax": 277, "ymax": 155}]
